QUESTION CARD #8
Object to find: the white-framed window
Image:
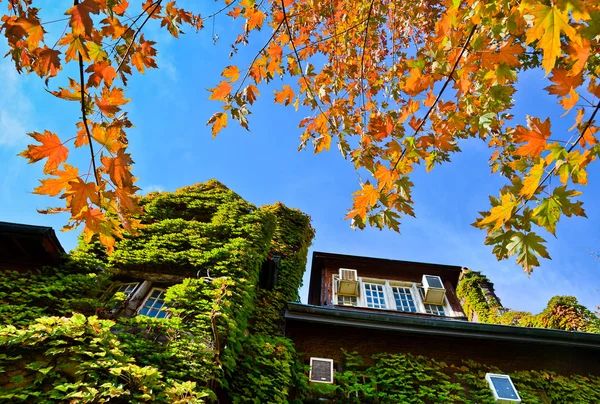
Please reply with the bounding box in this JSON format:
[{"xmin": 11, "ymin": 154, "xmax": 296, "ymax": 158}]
[
  {"xmin": 391, "ymin": 286, "xmax": 417, "ymax": 313},
  {"xmin": 337, "ymin": 295, "xmax": 358, "ymax": 306},
  {"xmin": 138, "ymin": 288, "xmax": 169, "ymax": 318},
  {"xmin": 108, "ymin": 282, "xmax": 140, "ymax": 299},
  {"xmin": 309, "ymin": 357, "xmax": 334, "ymax": 384},
  {"xmin": 419, "ymin": 288, "xmax": 446, "ymax": 315},
  {"xmin": 332, "ymin": 274, "xmax": 456, "ymax": 317},
  {"xmin": 363, "ymin": 282, "xmax": 387, "ymax": 309}
]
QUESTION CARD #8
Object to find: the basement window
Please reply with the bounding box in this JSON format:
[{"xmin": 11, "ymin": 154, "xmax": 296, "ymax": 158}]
[{"xmin": 485, "ymin": 373, "xmax": 521, "ymax": 402}]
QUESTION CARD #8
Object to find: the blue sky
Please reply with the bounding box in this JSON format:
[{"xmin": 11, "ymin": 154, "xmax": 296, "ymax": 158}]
[{"xmin": 0, "ymin": 2, "xmax": 598, "ymax": 315}]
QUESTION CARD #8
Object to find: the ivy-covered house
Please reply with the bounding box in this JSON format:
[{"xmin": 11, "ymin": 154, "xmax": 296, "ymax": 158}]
[
  {"xmin": 285, "ymin": 251, "xmax": 600, "ymax": 402},
  {"xmin": 2, "ymin": 181, "xmax": 600, "ymax": 403}
]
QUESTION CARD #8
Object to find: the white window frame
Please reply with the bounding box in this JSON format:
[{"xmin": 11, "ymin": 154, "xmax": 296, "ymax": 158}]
[
  {"xmin": 485, "ymin": 373, "xmax": 522, "ymax": 402},
  {"xmin": 104, "ymin": 281, "xmax": 140, "ymax": 300},
  {"xmin": 331, "ymin": 274, "xmax": 457, "ymax": 317},
  {"xmin": 137, "ymin": 287, "xmax": 170, "ymax": 319},
  {"xmin": 361, "ymin": 279, "xmax": 388, "ymax": 309},
  {"xmin": 309, "ymin": 357, "xmax": 335, "ymax": 384}
]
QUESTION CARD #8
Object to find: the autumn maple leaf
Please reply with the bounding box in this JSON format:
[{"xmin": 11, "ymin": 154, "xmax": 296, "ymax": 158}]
[
  {"xmin": 544, "ymin": 69, "xmax": 583, "ymax": 97},
  {"xmin": 34, "ymin": 164, "xmax": 80, "ymax": 197},
  {"xmin": 475, "ymin": 193, "xmax": 518, "ymax": 231},
  {"xmin": 525, "ymin": 4, "xmax": 581, "ymax": 74},
  {"xmin": 95, "ymin": 87, "xmax": 130, "ymax": 116},
  {"xmin": 514, "ymin": 116, "xmax": 552, "ymax": 158},
  {"xmin": 64, "ymin": 178, "xmax": 100, "ymax": 217},
  {"xmin": 20, "ymin": 131, "xmax": 69, "ymax": 174},
  {"xmin": 66, "ymin": 0, "xmax": 100, "ymax": 37},
  {"xmin": 207, "ymin": 112, "xmax": 228, "ymax": 137},
  {"xmin": 208, "ymin": 80, "xmax": 232, "ymax": 102}
]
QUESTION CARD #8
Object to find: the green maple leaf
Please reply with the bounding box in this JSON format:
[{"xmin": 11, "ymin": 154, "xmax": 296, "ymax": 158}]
[{"xmin": 505, "ymin": 231, "xmax": 551, "ymax": 275}]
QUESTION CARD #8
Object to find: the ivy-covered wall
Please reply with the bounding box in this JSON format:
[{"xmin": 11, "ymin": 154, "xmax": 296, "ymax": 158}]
[
  {"xmin": 457, "ymin": 269, "xmax": 600, "ymax": 333},
  {"xmin": 0, "ymin": 180, "xmax": 314, "ymax": 403},
  {"xmin": 2, "ymin": 181, "xmax": 599, "ymax": 403},
  {"xmin": 301, "ymin": 350, "xmax": 600, "ymax": 403}
]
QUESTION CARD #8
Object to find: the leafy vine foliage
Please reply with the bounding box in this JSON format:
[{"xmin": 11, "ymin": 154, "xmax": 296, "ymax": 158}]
[
  {"xmin": 1, "ymin": 180, "xmax": 315, "ymax": 402},
  {"xmin": 306, "ymin": 350, "xmax": 600, "ymax": 403},
  {"xmin": 457, "ymin": 270, "xmax": 600, "ymax": 333},
  {"xmin": 3, "ymin": 0, "xmax": 600, "ymax": 274},
  {"xmin": 1, "ymin": 181, "xmax": 599, "ymax": 402}
]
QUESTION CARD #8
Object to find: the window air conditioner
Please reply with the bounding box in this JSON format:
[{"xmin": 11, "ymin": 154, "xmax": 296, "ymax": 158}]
[
  {"xmin": 485, "ymin": 373, "xmax": 521, "ymax": 403},
  {"xmin": 309, "ymin": 357, "xmax": 334, "ymax": 384},
  {"xmin": 337, "ymin": 268, "xmax": 359, "ymax": 296},
  {"xmin": 422, "ymin": 275, "xmax": 446, "ymax": 305}
]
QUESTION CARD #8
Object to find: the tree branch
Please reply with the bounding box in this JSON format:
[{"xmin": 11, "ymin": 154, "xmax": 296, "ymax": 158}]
[
  {"xmin": 74, "ymin": 0, "xmax": 99, "ymax": 187},
  {"xmin": 115, "ymin": 1, "xmax": 162, "ymax": 73},
  {"xmin": 391, "ymin": 23, "xmax": 478, "ymax": 172}
]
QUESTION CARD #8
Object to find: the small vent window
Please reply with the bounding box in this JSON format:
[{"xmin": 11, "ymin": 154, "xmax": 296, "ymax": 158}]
[
  {"xmin": 485, "ymin": 373, "xmax": 521, "ymax": 402},
  {"xmin": 364, "ymin": 283, "xmax": 386, "ymax": 309},
  {"xmin": 337, "ymin": 295, "xmax": 357, "ymax": 306},
  {"xmin": 309, "ymin": 358, "xmax": 334, "ymax": 384},
  {"xmin": 392, "ymin": 287, "xmax": 416, "ymax": 313},
  {"xmin": 139, "ymin": 288, "xmax": 169, "ymax": 318},
  {"xmin": 339, "ymin": 268, "xmax": 358, "ymax": 281}
]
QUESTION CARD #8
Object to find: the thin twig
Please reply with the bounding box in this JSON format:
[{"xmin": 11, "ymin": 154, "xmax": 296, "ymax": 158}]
[
  {"xmin": 391, "ymin": 24, "xmax": 478, "ymax": 172},
  {"xmin": 74, "ymin": 0, "xmax": 99, "ymax": 186},
  {"xmin": 109, "ymin": 0, "xmax": 161, "ymax": 60},
  {"xmin": 115, "ymin": 1, "xmax": 162, "ymax": 73},
  {"xmin": 359, "ymin": 0, "xmax": 376, "ymax": 127},
  {"xmin": 234, "ymin": 21, "xmax": 284, "ymax": 96},
  {"xmin": 281, "ymin": 0, "xmax": 337, "ymax": 132}
]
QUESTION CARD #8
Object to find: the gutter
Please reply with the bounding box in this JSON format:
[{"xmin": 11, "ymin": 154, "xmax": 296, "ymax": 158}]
[{"xmin": 285, "ymin": 303, "xmax": 600, "ymax": 350}]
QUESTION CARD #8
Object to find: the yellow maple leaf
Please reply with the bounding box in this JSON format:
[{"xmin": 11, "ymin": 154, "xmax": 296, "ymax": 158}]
[
  {"xmin": 477, "ymin": 194, "xmax": 518, "ymax": 231},
  {"xmin": 525, "ymin": 4, "xmax": 581, "ymax": 75}
]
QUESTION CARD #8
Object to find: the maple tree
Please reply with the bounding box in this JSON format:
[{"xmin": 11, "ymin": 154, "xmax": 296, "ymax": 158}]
[{"xmin": 2, "ymin": 0, "xmax": 600, "ymax": 273}]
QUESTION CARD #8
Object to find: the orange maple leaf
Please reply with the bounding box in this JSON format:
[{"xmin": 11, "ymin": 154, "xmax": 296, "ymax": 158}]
[
  {"xmin": 113, "ymin": 0, "xmax": 129, "ymax": 15},
  {"xmin": 33, "ymin": 47, "xmax": 61, "ymax": 79},
  {"xmin": 222, "ymin": 65, "xmax": 240, "ymax": 82},
  {"xmin": 86, "ymin": 61, "xmax": 116, "ymax": 87},
  {"xmin": 208, "ymin": 80, "xmax": 232, "ymax": 102},
  {"xmin": 495, "ymin": 38, "xmax": 525, "ymax": 67},
  {"xmin": 514, "ymin": 116, "xmax": 551, "ymax": 158},
  {"xmin": 207, "ymin": 112, "xmax": 228, "ymax": 137},
  {"xmin": 374, "ymin": 164, "xmax": 397, "ymax": 191},
  {"xmin": 275, "ymin": 85, "xmax": 294, "ymax": 106},
  {"xmin": 58, "ymin": 34, "xmax": 90, "ymax": 63},
  {"xmin": 92, "ymin": 123, "xmax": 123, "ymax": 153},
  {"xmin": 243, "ymin": 84, "xmax": 260, "ymax": 105},
  {"xmin": 17, "ymin": 16, "xmax": 44, "ymax": 48},
  {"xmin": 65, "ymin": 178, "xmax": 100, "ymax": 217},
  {"xmin": 66, "ymin": 0, "xmax": 100, "ymax": 37},
  {"xmin": 246, "ymin": 7, "xmax": 265, "ymax": 30},
  {"xmin": 348, "ymin": 183, "xmax": 380, "ymax": 220},
  {"xmin": 101, "ymin": 149, "xmax": 134, "ymax": 188},
  {"xmin": 544, "ymin": 69, "xmax": 583, "ymax": 97},
  {"xmin": 20, "ymin": 131, "xmax": 69, "ymax": 174},
  {"xmin": 34, "ymin": 164, "xmax": 80, "ymax": 197},
  {"xmin": 95, "ymin": 87, "xmax": 130, "ymax": 116}
]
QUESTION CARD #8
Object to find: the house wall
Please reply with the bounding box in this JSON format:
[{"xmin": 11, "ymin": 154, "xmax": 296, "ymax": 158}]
[
  {"xmin": 287, "ymin": 321, "xmax": 600, "ymax": 376},
  {"xmin": 320, "ymin": 264, "xmax": 466, "ymax": 316}
]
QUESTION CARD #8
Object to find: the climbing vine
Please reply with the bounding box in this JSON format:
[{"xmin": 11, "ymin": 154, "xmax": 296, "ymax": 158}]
[{"xmin": 457, "ymin": 270, "xmax": 600, "ymax": 333}]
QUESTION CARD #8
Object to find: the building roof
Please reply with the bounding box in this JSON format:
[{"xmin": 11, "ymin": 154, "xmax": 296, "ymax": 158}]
[
  {"xmin": 286, "ymin": 303, "xmax": 600, "ymax": 349},
  {"xmin": 308, "ymin": 251, "xmax": 463, "ymax": 305},
  {"xmin": 0, "ymin": 221, "xmax": 65, "ymax": 266}
]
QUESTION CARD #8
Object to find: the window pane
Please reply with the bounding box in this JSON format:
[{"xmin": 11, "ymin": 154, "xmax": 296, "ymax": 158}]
[
  {"xmin": 139, "ymin": 289, "xmax": 168, "ymax": 318},
  {"xmin": 491, "ymin": 377, "xmax": 519, "ymax": 399},
  {"xmin": 392, "ymin": 287, "xmax": 416, "ymax": 313},
  {"xmin": 425, "ymin": 275, "xmax": 443, "ymax": 288},
  {"xmin": 113, "ymin": 282, "xmax": 139, "ymax": 298},
  {"xmin": 364, "ymin": 283, "xmax": 386, "ymax": 309},
  {"xmin": 419, "ymin": 288, "xmax": 446, "ymax": 316}
]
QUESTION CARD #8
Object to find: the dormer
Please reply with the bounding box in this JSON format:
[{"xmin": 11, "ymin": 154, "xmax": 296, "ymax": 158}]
[{"xmin": 308, "ymin": 252, "xmax": 466, "ymax": 319}]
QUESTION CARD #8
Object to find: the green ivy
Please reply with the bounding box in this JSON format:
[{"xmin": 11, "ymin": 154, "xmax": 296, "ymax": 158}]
[
  {"xmin": 304, "ymin": 351, "xmax": 600, "ymax": 403},
  {"xmin": 0, "ymin": 180, "xmax": 314, "ymax": 402},
  {"xmin": 457, "ymin": 270, "xmax": 600, "ymax": 333}
]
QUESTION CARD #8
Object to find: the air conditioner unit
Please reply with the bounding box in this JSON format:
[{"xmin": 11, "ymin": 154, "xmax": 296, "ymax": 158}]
[
  {"xmin": 485, "ymin": 373, "xmax": 521, "ymax": 403},
  {"xmin": 309, "ymin": 357, "xmax": 334, "ymax": 384},
  {"xmin": 337, "ymin": 268, "xmax": 359, "ymax": 296},
  {"xmin": 422, "ymin": 275, "xmax": 446, "ymax": 305}
]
